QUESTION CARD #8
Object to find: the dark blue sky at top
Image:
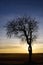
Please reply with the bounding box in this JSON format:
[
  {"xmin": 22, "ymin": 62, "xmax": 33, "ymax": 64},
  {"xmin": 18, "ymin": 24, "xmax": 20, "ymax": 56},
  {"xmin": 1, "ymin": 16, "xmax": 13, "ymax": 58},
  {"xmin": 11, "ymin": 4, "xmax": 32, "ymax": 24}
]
[
  {"xmin": 0, "ymin": 0, "xmax": 43, "ymax": 16},
  {"xmin": 0, "ymin": 0, "xmax": 43, "ymax": 41}
]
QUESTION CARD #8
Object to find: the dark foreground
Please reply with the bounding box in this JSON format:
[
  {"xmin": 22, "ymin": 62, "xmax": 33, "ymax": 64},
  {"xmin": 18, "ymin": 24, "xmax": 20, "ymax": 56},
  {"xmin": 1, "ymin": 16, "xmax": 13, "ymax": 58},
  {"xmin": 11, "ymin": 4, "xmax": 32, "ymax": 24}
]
[{"xmin": 0, "ymin": 53, "xmax": 43, "ymax": 65}]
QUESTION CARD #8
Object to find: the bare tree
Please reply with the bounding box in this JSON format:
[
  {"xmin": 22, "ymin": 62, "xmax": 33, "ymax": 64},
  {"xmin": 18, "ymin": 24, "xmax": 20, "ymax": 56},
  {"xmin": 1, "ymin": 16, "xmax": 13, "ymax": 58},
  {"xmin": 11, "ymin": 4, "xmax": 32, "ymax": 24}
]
[{"xmin": 6, "ymin": 16, "xmax": 38, "ymax": 62}]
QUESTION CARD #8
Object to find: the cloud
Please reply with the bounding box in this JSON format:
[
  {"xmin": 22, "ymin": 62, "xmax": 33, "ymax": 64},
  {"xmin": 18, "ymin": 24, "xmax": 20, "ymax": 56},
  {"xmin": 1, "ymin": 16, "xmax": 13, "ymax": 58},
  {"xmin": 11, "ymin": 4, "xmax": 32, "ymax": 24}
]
[{"xmin": 0, "ymin": 46, "xmax": 20, "ymax": 49}]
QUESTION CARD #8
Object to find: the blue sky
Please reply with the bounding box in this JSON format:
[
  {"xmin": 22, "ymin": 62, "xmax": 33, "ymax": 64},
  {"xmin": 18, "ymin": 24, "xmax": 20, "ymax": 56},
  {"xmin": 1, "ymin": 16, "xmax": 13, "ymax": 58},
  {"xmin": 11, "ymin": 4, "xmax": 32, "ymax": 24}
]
[
  {"xmin": 0, "ymin": 0, "xmax": 43, "ymax": 45},
  {"xmin": 0, "ymin": 0, "xmax": 43, "ymax": 16}
]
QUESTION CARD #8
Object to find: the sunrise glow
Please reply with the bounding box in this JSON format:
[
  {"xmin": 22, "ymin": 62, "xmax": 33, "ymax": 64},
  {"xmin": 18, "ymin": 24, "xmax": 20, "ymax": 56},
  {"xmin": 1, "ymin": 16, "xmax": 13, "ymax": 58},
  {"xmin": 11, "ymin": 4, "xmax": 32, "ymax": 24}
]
[{"xmin": 0, "ymin": 0, "xmax": 43, "ymax": 54}]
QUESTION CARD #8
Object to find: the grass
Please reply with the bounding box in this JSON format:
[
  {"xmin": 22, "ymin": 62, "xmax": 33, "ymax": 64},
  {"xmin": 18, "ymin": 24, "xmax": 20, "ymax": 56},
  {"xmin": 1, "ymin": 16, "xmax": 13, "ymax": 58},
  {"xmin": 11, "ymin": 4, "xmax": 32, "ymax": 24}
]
[{"xmin": 0, "ymin": 53, "xmax": 43, "ymax": 65}]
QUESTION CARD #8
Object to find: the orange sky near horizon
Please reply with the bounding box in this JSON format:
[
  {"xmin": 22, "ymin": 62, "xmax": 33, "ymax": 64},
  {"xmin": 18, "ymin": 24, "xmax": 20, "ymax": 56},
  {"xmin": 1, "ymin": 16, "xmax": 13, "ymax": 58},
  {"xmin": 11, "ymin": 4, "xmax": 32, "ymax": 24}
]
[
  {"xmin": 0, "ymin": 37, "xmax": 43, "ymax": 53},
  {"xmin": 0, "ymin": 43, "xmax": 43, "ymax": 53}
]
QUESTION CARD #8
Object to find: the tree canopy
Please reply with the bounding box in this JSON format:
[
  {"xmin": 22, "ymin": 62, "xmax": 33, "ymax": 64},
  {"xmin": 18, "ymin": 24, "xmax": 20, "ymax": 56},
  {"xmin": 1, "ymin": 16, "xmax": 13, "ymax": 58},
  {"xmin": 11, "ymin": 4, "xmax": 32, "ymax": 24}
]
[{"xmin": 6, "ymin": 16, "xmax": 38, "ymax": 45}]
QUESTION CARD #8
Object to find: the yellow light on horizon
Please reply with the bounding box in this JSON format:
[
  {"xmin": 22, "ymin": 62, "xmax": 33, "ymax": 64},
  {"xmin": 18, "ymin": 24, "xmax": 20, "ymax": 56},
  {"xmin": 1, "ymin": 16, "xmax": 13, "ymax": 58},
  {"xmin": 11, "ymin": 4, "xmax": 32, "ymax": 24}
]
[{"xmin": 0, "ymin": 43, "xmax": 43, "ymax": 53}]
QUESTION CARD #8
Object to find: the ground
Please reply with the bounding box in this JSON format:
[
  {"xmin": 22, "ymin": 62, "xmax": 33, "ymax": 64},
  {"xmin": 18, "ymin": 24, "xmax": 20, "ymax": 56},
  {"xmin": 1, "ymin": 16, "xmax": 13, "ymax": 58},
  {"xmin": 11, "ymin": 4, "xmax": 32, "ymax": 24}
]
[{"xmin": 0, "ymin": 53, "xmax": 43, "ymax": 65}]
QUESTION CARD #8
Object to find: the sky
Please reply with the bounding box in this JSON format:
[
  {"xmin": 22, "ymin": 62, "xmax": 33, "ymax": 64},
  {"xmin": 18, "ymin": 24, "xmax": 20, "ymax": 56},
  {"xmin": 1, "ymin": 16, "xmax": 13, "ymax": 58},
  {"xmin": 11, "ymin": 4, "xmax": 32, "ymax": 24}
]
[{"xmin": 0, "ymin": 0, "xmax": 43, "ymax": 53}]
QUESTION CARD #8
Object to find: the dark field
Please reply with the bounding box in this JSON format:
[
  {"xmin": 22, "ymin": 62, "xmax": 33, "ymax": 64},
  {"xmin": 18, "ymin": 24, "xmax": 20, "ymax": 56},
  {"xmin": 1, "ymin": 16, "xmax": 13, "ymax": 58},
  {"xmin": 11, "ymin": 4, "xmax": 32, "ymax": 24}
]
[{"xmin": 0, "ymin": 53, "xmax": 43, "ymax": 65}]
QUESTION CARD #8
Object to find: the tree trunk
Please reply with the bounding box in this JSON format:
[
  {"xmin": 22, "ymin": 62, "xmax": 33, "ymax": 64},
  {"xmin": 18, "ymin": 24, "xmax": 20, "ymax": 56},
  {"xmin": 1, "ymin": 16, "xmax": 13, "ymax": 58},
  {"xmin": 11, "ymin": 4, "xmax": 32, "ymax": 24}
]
[
  {"xmin": 29, "ymin": 28, "xmax": 32, "ymax": 62},
  {"xmin": 28, "ymin": 46, "xmax": 32, "ymax": 63}
]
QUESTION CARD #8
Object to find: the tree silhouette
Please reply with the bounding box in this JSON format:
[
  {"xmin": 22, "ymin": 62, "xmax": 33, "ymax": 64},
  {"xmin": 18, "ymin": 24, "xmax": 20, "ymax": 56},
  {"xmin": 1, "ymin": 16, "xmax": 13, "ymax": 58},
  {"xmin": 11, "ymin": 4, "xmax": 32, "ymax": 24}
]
[{"xmin": 6, "ymin": 16, "xmax": 38, "ymax": 62}]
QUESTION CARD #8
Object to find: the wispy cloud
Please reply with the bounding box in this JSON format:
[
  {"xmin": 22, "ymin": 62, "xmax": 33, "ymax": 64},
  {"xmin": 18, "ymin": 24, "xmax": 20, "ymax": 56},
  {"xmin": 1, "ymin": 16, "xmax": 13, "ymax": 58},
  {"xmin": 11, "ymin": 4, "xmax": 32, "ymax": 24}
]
[{"xmin": 0, "ymin": 46, "xmax": 20, "ymax": 49}]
